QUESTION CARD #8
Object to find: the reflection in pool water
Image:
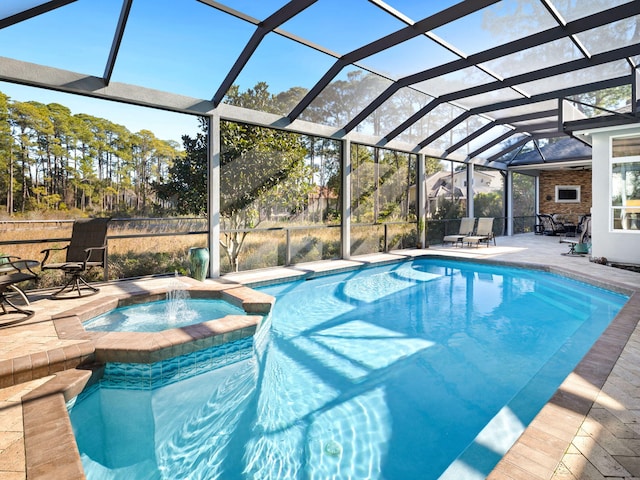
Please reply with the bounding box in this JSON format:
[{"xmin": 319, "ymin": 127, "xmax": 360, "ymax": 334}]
[{"xmin": 69, "ymin": 259, "xmax": 628, "ymax": 479}]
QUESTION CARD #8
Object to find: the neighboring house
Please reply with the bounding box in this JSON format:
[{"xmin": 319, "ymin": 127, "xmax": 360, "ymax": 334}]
[
  {"xmin": 307, "ymin": 185, "xmax": 338, "ymax": 216},
  {"xmin": 410, "ymin": 169, "xmax": 503, "ymax": 217}
]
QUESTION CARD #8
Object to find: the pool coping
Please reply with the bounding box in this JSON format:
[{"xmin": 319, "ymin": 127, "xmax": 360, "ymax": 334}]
[
  {"xmin": 488, "ymin": 290, "xmax": 640, "ymax": 479},
  {"xmin": 19, "ymin": 255, "xmax": 640, "ymax": 480}
]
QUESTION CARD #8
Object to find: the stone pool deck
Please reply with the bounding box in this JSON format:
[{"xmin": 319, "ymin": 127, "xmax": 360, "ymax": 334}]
[{"xmin": 1, "ymin": 233, "xmax": 639, "ymax": 479}]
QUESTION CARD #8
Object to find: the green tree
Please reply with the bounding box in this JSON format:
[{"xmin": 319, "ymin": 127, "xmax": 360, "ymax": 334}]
[
  {"xmin": 512, "ymin": 172, "xmax": 535, "ymax": 218},
  {"xmin": 0, "ymin": 89, "xmax": 183, "ymax": 217},
  {"xmin": 474, "ymin": 192, "xmax": 503, "ymax": 217},
  {"xmin": 221, "ymin": 83, "xmax": 311, "ymax": 271},
  {"xmin": 156, "ymin": 83, "xmax": 313, "ymax": 272},
  {"xmin": 433, "ymin": 198, "xmax": 465, "ymax": 220},
  {"xmin": 9, "ymin": 101, "xmax": 53, "ymax": 212},
  {"xmin": 154, "ymin": 125, "xmax": 208, "ymax": 216},
  {"xmin": 0, "ymin": 93, "xmax": 13, "ymax": 213}
]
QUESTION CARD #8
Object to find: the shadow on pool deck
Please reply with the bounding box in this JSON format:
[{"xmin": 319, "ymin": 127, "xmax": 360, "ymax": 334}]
[{"xmin": 1, "ymin": 233, "xmax": 640, "ymax": 479}]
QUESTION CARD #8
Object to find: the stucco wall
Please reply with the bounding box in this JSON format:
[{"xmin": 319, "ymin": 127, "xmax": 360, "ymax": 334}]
[
  {"xmin": 539, "ymin": 170, "xmax": 592, "ymax": 224},
  {"xmin": 590, "ymin": 125, "xmax": 640, "ymax": 265}
]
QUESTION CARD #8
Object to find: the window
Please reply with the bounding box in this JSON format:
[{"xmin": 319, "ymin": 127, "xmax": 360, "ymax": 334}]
[
  {"xmin": 613, "ymin": 136, "xmax": 640, "ymax": 157},
  {"xmin": 611, "ymin": 136, "xmax": 640, "ymax": 231},
  {"xmin": 555, "ymin": 185, "xmax": 580, "ymax": 203}
]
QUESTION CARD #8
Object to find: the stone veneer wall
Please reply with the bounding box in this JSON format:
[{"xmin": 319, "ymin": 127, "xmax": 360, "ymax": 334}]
[{"xmin": 539, "ymin": 169, "xmax": 592, "ymax": 224}]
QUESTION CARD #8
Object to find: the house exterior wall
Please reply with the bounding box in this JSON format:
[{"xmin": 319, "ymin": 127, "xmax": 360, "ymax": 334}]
[
  {"xmin": 590, "ymin": 125, "xmax": 640, "ymax": 265},
  {"xmin": 539, "ymin": 170, "xmax": 592, "ymax": 224}
]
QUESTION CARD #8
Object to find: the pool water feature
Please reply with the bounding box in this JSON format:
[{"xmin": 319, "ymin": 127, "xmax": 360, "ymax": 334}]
[
  {"xmin": 69, "ymin": 259, "xmax": 628, "ymax": 480},
  {"xmin": 83, "ymin": 298, "xmax": 246, "ymax": 332}
]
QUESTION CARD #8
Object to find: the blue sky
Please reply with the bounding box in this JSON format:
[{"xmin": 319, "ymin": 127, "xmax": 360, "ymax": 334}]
[{"xmin": 0, "ymin": 0, "xmax": 539, "ymax": 144}]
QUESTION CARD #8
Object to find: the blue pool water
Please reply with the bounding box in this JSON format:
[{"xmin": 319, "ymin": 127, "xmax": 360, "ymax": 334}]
[
  {"xmin": 83, "ymin": 298, "xmax": 246, "ymax": 332},
  {"xmin": 69, "ymin": 259, "xmax": 627, "ymax": 479}
]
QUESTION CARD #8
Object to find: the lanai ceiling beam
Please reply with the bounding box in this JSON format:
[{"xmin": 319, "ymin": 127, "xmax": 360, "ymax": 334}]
[
  {"xmin": 533, "ymin": 139, "xmax": 547, "ymax": 163},
  {"xmin": 344, "ymin": 1, "xmax": 640, "ymax": 137},
  {"xmin": 465, "ymin": 121, "xmax": 557, "ymax": 160},
  {"xmin": 469, "ymin": 75, "xmax": 632, "ymax": 117},
  {"xmin": 488, "ymin": 131, "xmax": 568, "ymax": 164},
  {"xmin": 484, "ymin": 136, "xmax": 531, "ymax": 164},
  {"xmin": 443, "ymin": 122, "xmax": 499, "ymax": 157},
  {"xmin": 505, "ymin": 142, "xmax": 530, "ymax": 167},
  {"xmin": 539, "ymin": 0, "xmax": 591, "ymax": 59},
  {"xmin": 395, "ymin": 43, "xmax": 640, "ymax": 146},
  {"xmin": 0, "ymin": 0, "xmax": 76, "ymax": 29},
  {"xmin": 211, "ymin": 0, "xmax": 318, "ymax": 106},
  {"xmin": 439, "ymin": 43, "xmax": 640, "ymax": 106},
  {"xmin": 467, "ymin": 130, "xmax": 527, "ymax": 160},
  {"xmin": 419, "ymin": 111, "xmax": 474, "ymax": 149},
  {"xmin": 103, "ymin": 0, "xmax": 133, "ymax": 86},
  {"xmin": 441, "ymin": 109, "xmax": 557, "ymax": 155},
  {"xmin": 288, "ymin": 0, "xmax": 499, "ymax": 121},
  {"xmin": 384, "ymin": 99, "xmax": 442, "ymax": 141},
  {"xmin": 387, "ymin": 72, "xmax": 633, "ymax": 147}
]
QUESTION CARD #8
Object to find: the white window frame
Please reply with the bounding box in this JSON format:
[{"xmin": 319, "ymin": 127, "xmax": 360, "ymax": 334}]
[{"xmin": 610, "ymin": 134, "xmax": 640, "ymax": 233}]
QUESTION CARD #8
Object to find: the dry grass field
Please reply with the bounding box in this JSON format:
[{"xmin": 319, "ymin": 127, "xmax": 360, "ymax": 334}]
[
  {"xmin": 0, "ymin": 219, "xmax": 205, "ymax": 288},
  {"xmin": 0, "ymin": 218, "xmax": 417, "ymax": 288}
]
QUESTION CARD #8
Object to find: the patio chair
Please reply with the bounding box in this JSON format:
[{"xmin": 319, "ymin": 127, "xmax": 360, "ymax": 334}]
[
  {"xmin": 561, "ymin": 216, "xmax": 591, "ymax": 256},
  {"xmin": 0, "ymin": 256, "xmax": 38, "ymax": 322},
  {"xmin": 442, "ymin": 217, "xmax": 475, "ymax": 247},
  {"xmin": 576, "ymin": 213, "xmax": 591, "ymax": 234},
  {"xmin": 536, "ymin": 214, "xmax": 566, "ymax": 236},
  {"xmin": 41, "ymin": 218, "xmax": 109, "ymax": 299},
  {"xmin": 463, "ymin": 217, "xmax": 496, "ymax": 247}
]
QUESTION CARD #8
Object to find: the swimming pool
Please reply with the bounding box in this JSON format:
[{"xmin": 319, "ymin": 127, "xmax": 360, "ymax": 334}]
[{"xmin": 69, "ymin": 258, "xmax": 627, "ymax": 479}]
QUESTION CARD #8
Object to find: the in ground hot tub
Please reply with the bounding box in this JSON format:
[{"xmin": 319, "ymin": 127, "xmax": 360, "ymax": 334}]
[
  {"xmin": 83, "ymin": 297, "xmax": 247, "ymax": 332},
  {"xmin": 52, "ymin": 275, "xmax": 274, "ymax": 364}
]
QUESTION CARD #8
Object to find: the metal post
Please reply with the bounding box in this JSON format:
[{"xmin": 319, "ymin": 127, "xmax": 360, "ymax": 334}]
[
  {"xmin": 467, "ymin": 163, "xmax": 474, "ymax": 218},
  {"xmin": 417, "ymin": 153, "xmax": 426, "ymax": 248},
  {"xmin": 208, "ymin": 112, "xmax": 221, "ymax": 278},
  {"xmin": 342, "ymin": 137, "xmax": 351, "ymax": 260},
  {"xmin": 384, "ymin": 223, "xmax": 388, "ymax": 252},
  {"xmin": 285, "ymin": 228, "xmax": 291, "ymax": 265},
  {"xmin": 506, "ymin": 170, "xmax": 513, "ymax": 236}
]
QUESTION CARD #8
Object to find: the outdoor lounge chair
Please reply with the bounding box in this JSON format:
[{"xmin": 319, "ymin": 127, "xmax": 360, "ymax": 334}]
[
  {"xmin": 41, "ymin": 217, "xmax": 109, "ymax": 299},
  {"xmin": 561, "ymin": 216, "xmax": 591, "ymax": 256},
  {"xmin": 463, "ymin": 217, "xmax": 496, "ymax": 247},
  {"xmin": 0, "ymin": 256, "xmax": 38, "ymax": 322},
  {"xmin": 442, "ymin": 217, "xmax": 475, "ymax": 247}
]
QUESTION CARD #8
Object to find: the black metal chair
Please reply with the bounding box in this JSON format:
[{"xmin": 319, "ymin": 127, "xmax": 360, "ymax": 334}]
[
  {"xmin": 41, "ymin": 218, "xmax": 109, "ymax": 299},
  {"xmin": 0, "ymin": 256, "xmax": 38, "ymax": 322},
  {"xmin": 536, "ymin": 214, "xmax": 566, "ymax": 236}
]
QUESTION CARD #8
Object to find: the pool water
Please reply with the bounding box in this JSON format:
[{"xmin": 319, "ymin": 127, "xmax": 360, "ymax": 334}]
[
  {"xmin": 69, "ymin": 259, "xmax": 627, "ymax": 479},
  {"xmin": 83, "ymin": 298, "xmax": 246, "ymax": 332}
]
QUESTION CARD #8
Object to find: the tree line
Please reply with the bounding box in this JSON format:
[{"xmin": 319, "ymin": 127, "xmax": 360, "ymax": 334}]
[
  {"xmin": 1, "ymin": 69, "xmax": 628, "ymax": 221},
  {"xmin": 0, "ymin": 91, "xmax": 183, "ymax": 216}
]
